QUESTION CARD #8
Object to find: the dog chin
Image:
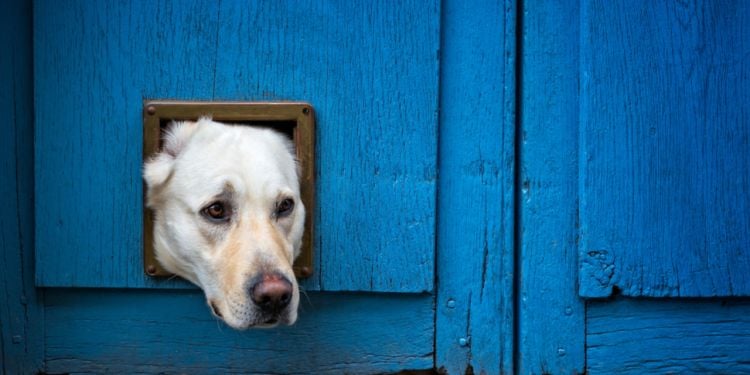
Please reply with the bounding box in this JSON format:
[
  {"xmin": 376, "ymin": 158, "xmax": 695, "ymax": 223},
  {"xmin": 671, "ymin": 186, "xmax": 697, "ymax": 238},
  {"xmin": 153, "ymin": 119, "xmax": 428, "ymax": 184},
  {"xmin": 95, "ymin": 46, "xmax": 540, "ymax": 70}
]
[
  {"xmin": 252, "ymin": 315, "xmax": 295, "ymax": 329},
  {"xmin": 224, "ymin": 313, "xmax": 295, "ymax": 330},
  {"xmin": 209, "ymin": 301, "xmax": 295, "ymax": 330}
]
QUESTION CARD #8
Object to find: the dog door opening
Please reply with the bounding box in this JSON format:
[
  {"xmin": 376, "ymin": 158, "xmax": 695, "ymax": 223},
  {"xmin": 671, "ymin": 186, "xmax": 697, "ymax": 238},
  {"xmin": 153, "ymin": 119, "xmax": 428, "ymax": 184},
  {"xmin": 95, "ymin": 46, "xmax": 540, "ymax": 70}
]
[
  {"xmin": 143, "ymin": 101, "xmax": 316, "ymax": 279},
  {"xmin": 157, "ymin": 119, "xmax": 297, "ymax": 146}
]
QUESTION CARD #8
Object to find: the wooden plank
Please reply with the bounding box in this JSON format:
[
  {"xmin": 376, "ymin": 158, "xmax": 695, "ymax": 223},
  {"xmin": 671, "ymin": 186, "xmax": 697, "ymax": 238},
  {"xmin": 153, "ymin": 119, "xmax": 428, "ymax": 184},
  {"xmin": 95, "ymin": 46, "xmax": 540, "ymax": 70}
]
[
  {"xmin": 34, "ymin": 0, "xmax": 439, "ymax": 292},
  {"xmin": 588, "ymin": 298, "xmax": 750, "ymax": 374},
  {"xmin": 0, "ymin": 1, "xmax": 44, "ymax": 373},
  {"xmin": 434, "ymin": 0, "xmax": 515, "ymax": 373},
  {"xmin": 517, "ymin": 1, "xmax": 585, "ymax": 373},
  {"xmin": 579, "ymin": 0, "xmax": 750, "ymax": 297},
  {"xmin": 44, "ymin": 290, "xmax": 433, "ymax": 374}
]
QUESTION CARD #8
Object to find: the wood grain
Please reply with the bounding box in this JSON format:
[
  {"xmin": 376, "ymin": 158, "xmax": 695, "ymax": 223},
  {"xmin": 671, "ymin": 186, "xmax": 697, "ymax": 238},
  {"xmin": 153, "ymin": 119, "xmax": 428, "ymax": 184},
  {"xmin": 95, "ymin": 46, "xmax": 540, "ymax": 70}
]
[
  {"xmin": 434, "ymin": 0, "xmax": 515, "ymax": 373},
  {"xmin": 518, "ymin": 0, "xmax": 585, "ymax": 373},
  {"xmin": 44, "ymin": 290, "xmax": 433, "ymax": 374},
  {"xmin": 0, "ymin": 1, "xmax": 44, "ymax": 373},
  {"xmin": 579, "ymin": 0, "xmax": 750, "ymax": 297},
  {"xmin": 34, "ymin": 0, "xmax": 439, "ymax": 292},
  {"xmin": 588, "ymin": 298, "xmax": 750, "ymax": 374}
]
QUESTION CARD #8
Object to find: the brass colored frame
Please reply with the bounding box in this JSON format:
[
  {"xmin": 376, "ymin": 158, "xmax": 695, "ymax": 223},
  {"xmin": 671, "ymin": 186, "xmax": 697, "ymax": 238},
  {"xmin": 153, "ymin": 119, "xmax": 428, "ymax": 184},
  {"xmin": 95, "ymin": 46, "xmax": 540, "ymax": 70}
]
[{"xmin": 142, "ymin": 101, "xmax": 315, "ymax": 279}]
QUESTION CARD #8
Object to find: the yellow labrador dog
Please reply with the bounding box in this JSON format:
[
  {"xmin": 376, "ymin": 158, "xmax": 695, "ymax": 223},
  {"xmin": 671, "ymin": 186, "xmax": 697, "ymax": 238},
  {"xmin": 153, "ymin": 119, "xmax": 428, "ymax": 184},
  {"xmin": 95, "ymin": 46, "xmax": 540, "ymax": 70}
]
[{"xmin": 143, "ymin": 117, "xmax": 304, "ymax": 329}]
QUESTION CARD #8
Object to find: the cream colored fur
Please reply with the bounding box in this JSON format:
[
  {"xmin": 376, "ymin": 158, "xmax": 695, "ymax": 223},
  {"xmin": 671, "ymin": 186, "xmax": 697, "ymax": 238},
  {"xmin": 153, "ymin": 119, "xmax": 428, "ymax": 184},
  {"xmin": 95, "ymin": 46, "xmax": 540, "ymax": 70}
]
[{"xmin": 143, "ymin": 117, "xmax": 303, "ymax": 329}]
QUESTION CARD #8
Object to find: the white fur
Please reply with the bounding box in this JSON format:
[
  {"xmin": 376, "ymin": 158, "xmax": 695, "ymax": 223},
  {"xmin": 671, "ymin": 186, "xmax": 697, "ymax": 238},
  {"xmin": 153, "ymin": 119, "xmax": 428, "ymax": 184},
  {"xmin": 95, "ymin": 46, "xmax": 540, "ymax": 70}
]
[{"xmin": 144, "ymin": 118, "xmax": 304, "ymax": 329}]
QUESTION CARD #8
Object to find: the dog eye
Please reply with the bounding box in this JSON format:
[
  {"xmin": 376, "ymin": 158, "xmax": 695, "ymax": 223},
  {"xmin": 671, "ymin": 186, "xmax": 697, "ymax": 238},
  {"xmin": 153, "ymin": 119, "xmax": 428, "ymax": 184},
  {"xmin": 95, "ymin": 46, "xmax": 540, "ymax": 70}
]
[
  {"xmin": 202, "ymin": 202, "xmax": 231, "ymax": 221},
  {"xmin": 275, "ymin": 198, "xmax": 295, "ymax": 218}
]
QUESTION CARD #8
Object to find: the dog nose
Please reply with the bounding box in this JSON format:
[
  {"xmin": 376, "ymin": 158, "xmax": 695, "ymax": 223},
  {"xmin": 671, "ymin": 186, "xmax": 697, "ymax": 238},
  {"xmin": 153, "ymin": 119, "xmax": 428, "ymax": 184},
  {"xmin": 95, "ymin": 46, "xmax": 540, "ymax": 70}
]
[{"xmin": 250, "ymin": 273, "xmax": 292, "ymax": 312}]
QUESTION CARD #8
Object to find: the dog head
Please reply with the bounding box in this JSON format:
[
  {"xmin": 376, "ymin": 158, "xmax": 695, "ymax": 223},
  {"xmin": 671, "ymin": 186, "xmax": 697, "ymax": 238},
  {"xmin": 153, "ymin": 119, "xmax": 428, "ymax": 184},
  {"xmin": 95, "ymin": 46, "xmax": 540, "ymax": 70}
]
[{"xmin": 143, "ymin": 118, "xmax": 304, "ymax": 329}]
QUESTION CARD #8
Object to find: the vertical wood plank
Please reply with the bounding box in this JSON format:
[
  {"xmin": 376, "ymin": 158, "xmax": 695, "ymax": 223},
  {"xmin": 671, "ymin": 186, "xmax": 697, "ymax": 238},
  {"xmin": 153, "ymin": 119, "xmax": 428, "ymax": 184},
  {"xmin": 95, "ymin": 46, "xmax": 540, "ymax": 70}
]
[
  {"xmin": 579, "ymin": 0, "xmax": 750, "ymax": 297},
  {"xmin": 518, "ymin": 0, "xmax": 585, "ymax": 373},
  {"xmin": 435, "ymin": 0, "xmax": 515, "ymax": 373},
  {"xmin": 0, "ymin": 0, "xmax": 44, "ymax": 372},
  {"xmin": 34, "ymin": 0, "xmax": 439, "ymax": 292}
]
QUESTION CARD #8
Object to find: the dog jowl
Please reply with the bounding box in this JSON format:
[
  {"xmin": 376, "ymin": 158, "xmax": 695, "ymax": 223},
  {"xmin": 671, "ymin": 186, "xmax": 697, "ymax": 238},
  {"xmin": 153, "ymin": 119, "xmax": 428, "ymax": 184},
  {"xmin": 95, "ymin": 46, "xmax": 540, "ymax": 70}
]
[{"xmin": 143, "ymin": 117, "xmax": 304, "ymax": 329}]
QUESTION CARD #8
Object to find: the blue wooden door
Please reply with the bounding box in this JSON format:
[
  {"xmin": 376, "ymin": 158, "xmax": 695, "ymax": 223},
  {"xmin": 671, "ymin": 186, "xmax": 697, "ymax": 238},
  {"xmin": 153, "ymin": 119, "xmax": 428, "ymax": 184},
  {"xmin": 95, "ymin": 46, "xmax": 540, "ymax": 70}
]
[
  {"xmin": 21, "ymin": 0, "xmax": 513, "ymax": 373},
  {"xmin": 5, "ymin": 0, "xmax": 750, "ymax": 374},
  {"xmin": 578, "ymin": 2, "xmax": 750, "ymax": 372},
  {"xmin": 32, "ymin": 0, "xmax": 440, "ymax": 373},
  {"xmin": 519, "ymin": 1, "xmax": 750, "ymax": 373}
]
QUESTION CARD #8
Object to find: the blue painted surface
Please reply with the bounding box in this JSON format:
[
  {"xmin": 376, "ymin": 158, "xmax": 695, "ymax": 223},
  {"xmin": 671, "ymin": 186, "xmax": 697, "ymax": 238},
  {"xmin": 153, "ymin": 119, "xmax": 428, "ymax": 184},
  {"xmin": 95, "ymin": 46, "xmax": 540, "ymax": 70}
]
[
  {"xmin": 435, "ymin": 0, "xmax": 515, "ymax": 373},
  {"xmin": 579, "ymin": 0, "xmax": 750, "ymax": 297},
  {"xmin": 19, "ymin": 0, "xmax": 750, "ymax": 373},
  {"xmin": 34, "ymin": 0, "xmax": 439, "ymax": 292},
  {"xmin": 0, "ymin": 0, "xmax": 44, "ymax": 373},
  {"xmin": 518, "ymin": 0, "xmax": 585, "ymax": 373},
  {"xmin": 44, "ymin": 290, "xmax": 434, "ymax": 374},
  {"xmin": 588, "ymin": 298, "xmax": 750, "ymax": 374}
]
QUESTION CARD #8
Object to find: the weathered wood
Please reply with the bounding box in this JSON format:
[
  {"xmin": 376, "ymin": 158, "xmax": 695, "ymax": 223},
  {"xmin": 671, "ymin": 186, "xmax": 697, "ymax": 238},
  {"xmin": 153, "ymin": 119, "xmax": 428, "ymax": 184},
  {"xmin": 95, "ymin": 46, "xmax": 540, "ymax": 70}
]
[
  {"xmin": 0, "ymin": 1, "xmax": 44, "ymax": 373},
  {"xmin": 435, "ymin": 0, "xmax": 515, "ymax": 373},
  {"xmin": 579, "ymin": 0, "xmax": 750, "ymax": 297},
  {"xmin": 588, "ymin": 298, "xmax": 750, "ymax": 374},
  {"xmin": 518, "ymin": 0, "xmax": 585, "ymax": 373},
  {"xmin": 44, "ymin": 290, "xmax": 433, "ymax": 374},
  {"xmin": 34, "ymin": 0, "xmax": 439, "ymax": 292}
]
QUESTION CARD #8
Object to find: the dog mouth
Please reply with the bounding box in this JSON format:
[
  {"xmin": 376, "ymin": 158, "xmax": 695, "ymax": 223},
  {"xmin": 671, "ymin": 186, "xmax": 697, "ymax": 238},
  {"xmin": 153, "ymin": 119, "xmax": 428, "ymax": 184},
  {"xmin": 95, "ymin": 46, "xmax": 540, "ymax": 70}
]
[
  {"xmin": 251, "ymin": 316, "xmax": 283, "ymax": 328},
  {"xmin": 249, "ymin": 311, "xmax": 292, "ymax": 328},
  {"xmin": 209, "ymin": 299, "xmax": 292, "ymax": 329},
  {"xmin": 207, "ymin": 271, "xmax": 298, "ymax": 330},
  {"xmin": 210, "ymin": 301, "xmax": 223, "ymax": 318},
  {"xmin": 231, "ymin": 314, "xmax": 289, "ymax": 329}
]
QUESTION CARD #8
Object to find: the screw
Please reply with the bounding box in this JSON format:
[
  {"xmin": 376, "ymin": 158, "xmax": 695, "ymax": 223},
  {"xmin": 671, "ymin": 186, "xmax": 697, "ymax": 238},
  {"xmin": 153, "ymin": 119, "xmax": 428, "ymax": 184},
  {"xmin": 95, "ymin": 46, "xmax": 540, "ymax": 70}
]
[
  {"xmin": 458, "ymin": 337, "xmax": 469, "ymax": 347},
  {"xmin": 146, "ymin": 105, "xmax": 156, "ymax": 115},
  {"xmin": 302, "ymin": 107, "xmax": 310, "ymax": 115},
  {"xmin": 557, "ymin": 348, "xmax": 566, "ymax": 356},
  {"xmin": 146, "ymin": 265, "xmax": 157, "ymax": 275},
  {"xmin": 12, "ymin": 335, "xmax": 22, "ymax": 344},
  {"xmin": 446, "ymin": 299, "xmax": 456, "ymax": 308}
]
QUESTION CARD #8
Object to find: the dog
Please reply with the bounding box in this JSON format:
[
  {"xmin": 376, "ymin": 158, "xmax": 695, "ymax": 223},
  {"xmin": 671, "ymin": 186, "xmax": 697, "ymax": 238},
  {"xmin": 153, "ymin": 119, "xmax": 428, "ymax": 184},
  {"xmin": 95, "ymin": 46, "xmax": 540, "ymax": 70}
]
[{"xmin": 143, "ymin": 117, "xmax": 304, "ymax": 329}]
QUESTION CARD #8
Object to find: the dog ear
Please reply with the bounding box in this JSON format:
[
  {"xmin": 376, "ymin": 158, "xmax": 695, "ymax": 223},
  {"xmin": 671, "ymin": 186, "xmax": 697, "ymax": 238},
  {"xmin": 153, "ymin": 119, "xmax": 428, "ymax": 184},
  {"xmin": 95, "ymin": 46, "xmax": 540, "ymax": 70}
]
[
  {"xmin": 143, "ymin": 121, "xmax": 198, "ymax": 205},
  {"xmin": 162, "ymin": 120, "xmax": 201, "ymax": 158}
]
